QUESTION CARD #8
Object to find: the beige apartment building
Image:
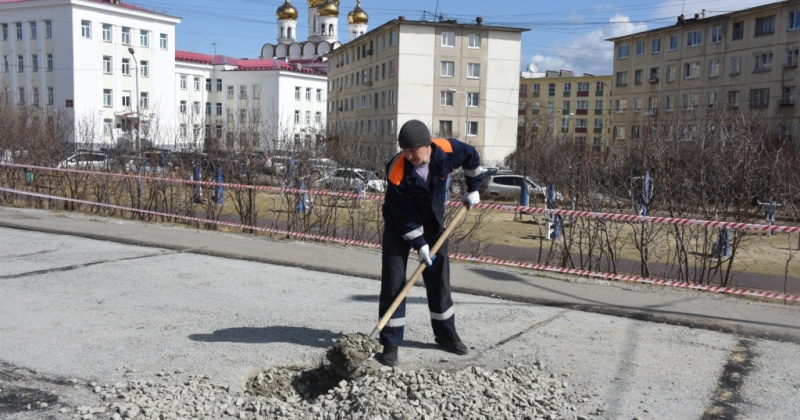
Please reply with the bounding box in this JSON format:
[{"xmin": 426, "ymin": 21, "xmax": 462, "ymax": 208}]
[
  {"xmin": 325, "ymin": 17, "xmax": 527, "ymax": 165},
  {"xmin": 608, "ymin": 0, "xmax": 800, "ymax": 144},
  {"xmin": 518, "ymin": 70, "xmax": 611, "ymax": 150}
]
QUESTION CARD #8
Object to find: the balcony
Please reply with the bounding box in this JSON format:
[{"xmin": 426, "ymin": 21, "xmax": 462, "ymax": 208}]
[{"xmin": 649, "ymin": 77, "xmax": 659, "ymax": 83}]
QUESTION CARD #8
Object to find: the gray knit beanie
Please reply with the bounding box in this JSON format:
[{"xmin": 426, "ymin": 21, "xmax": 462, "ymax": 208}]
[{"xmin": 398, "ymin": 120, "xmax": 432, "ymax": 149}]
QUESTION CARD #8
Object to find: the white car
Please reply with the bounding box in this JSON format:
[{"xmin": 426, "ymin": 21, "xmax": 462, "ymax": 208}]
[
  {"xmin": 317, "ymin": 168, "xmax": 387, "ymax": 193},
  {"xmin": 484, "ymin": 174, "xmax": 563, "ymax": 202},
  {"xmin": 58, "ymin": 152, "xmax": 112, "ymax": 171}
]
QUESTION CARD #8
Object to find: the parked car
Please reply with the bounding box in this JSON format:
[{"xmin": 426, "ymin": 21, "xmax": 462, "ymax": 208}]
[
  {"xmin": 58, "ymin": 152, "xmax": 113, "ymax": 171},
  {"xmin": 316, "ymin": 168, "xmax": 387, "ymax": 193},
  {"xmin": 448, "ymin": 166, "xmax": 513, "ymax": 196},
  {"xmin": 484, "ymin": 174, "xmax": 563, "ymax": 202},
  {"xmin": 263, "ymin": 155, "xmax": 293, "ymax": 175}
]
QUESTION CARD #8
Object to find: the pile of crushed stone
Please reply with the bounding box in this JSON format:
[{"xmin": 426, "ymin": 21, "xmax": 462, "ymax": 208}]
[
  {"xmin": 324, "ymin": 332, "xmax": 380, "ymax": 377},
  {"xmin": 60, "ymin": 362, "xmax": 597, "ymax": 419}
]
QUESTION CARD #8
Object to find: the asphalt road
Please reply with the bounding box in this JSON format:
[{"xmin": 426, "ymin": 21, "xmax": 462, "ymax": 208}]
[{"xmin": 1, "ymin": 206, "xmax": 800, "ymax": 419}]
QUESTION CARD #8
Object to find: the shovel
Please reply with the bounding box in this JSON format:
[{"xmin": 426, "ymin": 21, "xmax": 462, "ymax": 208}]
[{"xmin": 326, "ymin": 205, "xmax": 470, "ymax": 376}]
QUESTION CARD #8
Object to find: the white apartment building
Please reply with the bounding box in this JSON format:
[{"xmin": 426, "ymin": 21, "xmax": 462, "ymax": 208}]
[
  {"xmin": 174, "ymin": 52, "xmax": 328, "ymax": 152},
  {"xmin": 326, "ymin": 17, "xmax": 527, "ymax": 165},
  {"xmin": 0, "ymin": 0, "xmax": 180, "ymax": 149}
]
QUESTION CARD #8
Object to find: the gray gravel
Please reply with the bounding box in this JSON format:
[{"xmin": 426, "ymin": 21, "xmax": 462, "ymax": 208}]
[{"xmin": 59, "ymin": 362, "xmax": 593, "ymax": 420}]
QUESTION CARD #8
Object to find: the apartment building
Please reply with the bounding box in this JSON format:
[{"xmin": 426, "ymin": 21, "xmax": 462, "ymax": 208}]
[
  {"xmin": 174, "ymin": 52, "xmax": 328, "ymax": 152},
  {"xmin": 325, "ymin": 17, "xmax": 527, "ymax": 165},
  {"xmin": 608, "ymin": 0, "xmax": 800, "ymax": 144},
  {"xmin": 518, "ymin": 69, "xmax": 611, "ymax": 150},
  {"xmin": 0, "ymin": 0, "xmax": 180, "ymax": 149}
]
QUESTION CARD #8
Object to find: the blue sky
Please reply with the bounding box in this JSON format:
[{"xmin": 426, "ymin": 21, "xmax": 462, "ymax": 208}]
[{"xmin": 133, "ymin": 0, "xmax": 776, "ymax": 75}]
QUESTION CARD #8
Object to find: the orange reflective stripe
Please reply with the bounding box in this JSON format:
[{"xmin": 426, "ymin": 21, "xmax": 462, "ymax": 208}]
[
  {"xmin": 388, "ymin": 155, "xmax": 406, "ymax": 185},
  {"xmin": 432, "ymin": 138, "xmax": 453, "ymax": 153}
]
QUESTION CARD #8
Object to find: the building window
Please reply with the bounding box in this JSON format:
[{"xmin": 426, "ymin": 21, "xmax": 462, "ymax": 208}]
[
  {"xmin": 14, "ymin": 22, "xmax": 22, "ymax": 40},
  {"xmin": 390, "ymin": 30, "xmax": 397, "ymax": 46},
  {"xmin": 466, "ymin": 121, "xmax": 478, "ymax": 136},
  {"xmin": 468, "ymin": 33, "xmax": 481, "ymax": 48},
  {"xmin": 439, "ymin": 121, "xmax": 453, "ymax": 137},
  {"xmin": 122, "ymin": 91, "xmax": 131, "ymax": 107},
  {"xmin": 669, "ymin": 34, "xmax": 679, "ymax": 51},
  {"xmin": 686, "ymin": 30, "xmax": 702, "ymax": 47},
  {"xmin": 665, "ymin": 95, "xmax": 673, "ymax": 111},
  {"xmin": 636, "ymin": 40, "xmax": 644, "ymax": 55},
  {"xmin": 205, "ymin": 78, "xmax": 211, "ymax": 91},
  {"xmin": 2, "ymin": 56, "xmax": 8, "ymax": 72},
  {"xmin": 315, "ymin": 111, "xmax": 322, "ymax": 124},
  {"xmin": 122, "ymin": 27, "xmax": 130, "ymax": 44},
  {"xmin": 304, "ymin": 111, "xmax": 311, "ymax": 124},
  {"xmin": 103, "ymin": 89, "xmax": 112, "ymax": 107},
  {"xmin": 782, "ymin": 87, "xmax": 795, "ymax": 105},
  {"xmin": 577, "ymin": 100, "xmax": 588, "ymax": 111},
  {"xmin": 614, "ymin": 99, "xmax": 627, "ymax": 112},
  {"xmin": 104, "ymin": 119, "xmax": 113, "ymax": 136},
  {"xmin": 122, "ymin": 58, "xmax": 130, "ymax": 75},
  {"xmin": 708, "ymin": 59, "xmax": 720, "ymax": 77},
  {"xmin": 305, "ymin": 87, "xmax": 312, "ymax": 100},
  {"xmin": 617, "ymin": 44, "xmax": 630, "ymax": 59},
  {"xmin": 732, "ymin": 22, "xmax": 744, "ymax": 40},
  {"xmin": 707, "ymin": 92, "xmax": 718, "ymax": 108},
  {"xmin": 647, "ymin": 96, "xmax": 658, "ymax": 111},
  {"xmin": 730, "ymin": 56, "xmax": 742, "ymax": 74},
  {"xmin": 180, "ymin": 100, "xmax": 187, "ymax": 113},
  {"xmin": 682, "ymin": 93, "xmax": 698, "ymax": 110},
  {"xmin": 103, "ymin": 56, "xmax": 111, "ymax": 73},
  {"xmin": 140, "ymin": 60, "xmax": 148, "ymax": 77},
  {"xmin": 467, "ymin": 63, "xmax": 481, "ymax": 78},
  {"xmin": 684, "ymin": 61, "xmax": 700, "ymax": 79},
  {"xmin": 649, "ymin": 67, "xmax": 659, "ymax": 81},
  {"xmin": 102, "ymin": 23, "xmax": 111, "ymax": 41},
  {"xmin": 711, "ymin": 26, "xmax": 722, "ymax": 43},
  {"xmin": 749, "ymin": 88, "xmax": 770, "ymax": 108},
  {"xmin": 193, "ymin": 77, "xmax": 200, "ymax": 90},
  {"xmin": 652, "ymin": 38, "xmax": 661, "ymax": 53},
  {"xmin": 31, "ymin": 54, "xmax": 38, "ymax": 72},
  {"xmin": 160, "ymin": 33, "xmax": 168, "ymax": 49},
  {"xmin": 666, "ymin": 65, "xmax": 676, "ymax": 82},
  {"xmin": 81, "ymin": 20, "xmax": 91, "ymax": 39},
  {"xmin": 2, "ymin": 24, "xmax": 7, "ymax": 41},
  {"xmin": 216, "ymin": 79, "xmax": 222, "ymax": 91},
  {"xmin": 755, "ymin": 16, "xmax": 776, "ymax": 36},
  {"xmin": 634, "ymin": 69, "xmax": 643, "ymax": 85},
  {"xmin": 294, "ymin": 86, "xmax": 301, "ymax": 100},
  {"xmin": 254, "ymin": 85, "xmax": 261, "ymax": 99},
  {"xmin": 786, "ymin": 47, "xmax": 800, "ymax": 68},
  {"xmin": 467, "ymin": 92, "xmax": 479, "ymax": 107},
  {"xmin": 17, "ymin": 55, "xmax": 23, "ymax": 73},
  {"xmin": 46, "ymin": 54, "xmax": 52, "ymax": 71},
  {"xmin": 47, "ymin": 87, "xmax": 53, "ymax": 105},
  {"xmin": 193, "ymin": 101, "xmax": 200, "ymax": 114},
  {"xmin": 140, "ymin": 30, "xmax": 149, "ymax": 47},
  {"xmin": 294, "ymin": 110, "xmax": 300, "ymax": 124},
  {"xmin": 216, "ymin": 103, "xmax": 222, "ymax": 115},
  {"xmin": 179, "ymin": 76, "xmax": 187, "ymax": 89},
  {"xmin": 616, "ymin": 71, "xmax": 628, "ymax": 86},
  {"xmin": 141, "ymin": 92, "xmax": 149, "ymax": 109},
  {"xmin": 239, "ymin": 85, "xmax": 247, "ymax": 99},
  {"xmin": 30, "ymin": 21, "xmax": 37, "ymax": 39},
  {"xmin": 205, "ymin": 102, "xmax": 211, "ymax": 115},
  {"xmin": 18, "ymin": 87, "xmax": 24, "ymax": 104},
  {"xmin": 790, "ymin": 10, "xmax": 800, "ymax": 30},
  {"xmin": 753, "ymin": 52, "xmax": 773, "ymax": 72},
  {"xmin": 45, "ymin": 20, "xmax": 51, "ymax": 38},
  {"xmin": 440, "ymin": 61, "xmax": 454, "ymax": 77},
  {"xmin": 441, "ymin": 31, "xmax": 454, "ymax": 47},
  {"xmin": 227, "ymin": 85, "xmax": 234, "ymax": 99},
  {"xmin": 389, "ymin": 60, "xmax": 397, "ymax": 76},
  {"xmin": 440, "ymin": 90, "xmax": 454, "ymax": 106}
]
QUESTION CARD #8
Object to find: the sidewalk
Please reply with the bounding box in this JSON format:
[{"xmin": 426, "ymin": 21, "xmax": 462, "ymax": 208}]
[{"xmin": 1, "ymin": 205, "xmax": 799, "ymax": 344}]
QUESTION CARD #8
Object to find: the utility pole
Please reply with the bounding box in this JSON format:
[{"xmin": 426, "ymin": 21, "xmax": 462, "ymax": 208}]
[{"xmin": 128, "ymin": 47, "xmax": 140, "ymax": 157}]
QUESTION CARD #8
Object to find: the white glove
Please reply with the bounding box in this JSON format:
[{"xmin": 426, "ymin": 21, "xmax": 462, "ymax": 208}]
[
  {"xmin": 462, "ymin": 191, "xmax": 480, "ymax": 209},
  {"xmin": 417, "ymin": 244, "xmax": 434, "ymax": 267}
]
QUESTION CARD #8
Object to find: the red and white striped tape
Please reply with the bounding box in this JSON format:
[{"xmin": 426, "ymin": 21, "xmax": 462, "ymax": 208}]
[
  {"xmin": 1, "ymin": 185, "xmax": 798, "ymax": 303},
  {"xmin": 3, "ymin": 162, "xmax": 796, "ymax": 234}
]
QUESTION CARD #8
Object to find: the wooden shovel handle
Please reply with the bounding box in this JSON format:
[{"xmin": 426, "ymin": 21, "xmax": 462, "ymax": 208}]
[{"xmin": 368, "ymin": 205, "xmax": 469, "ymax": 340}]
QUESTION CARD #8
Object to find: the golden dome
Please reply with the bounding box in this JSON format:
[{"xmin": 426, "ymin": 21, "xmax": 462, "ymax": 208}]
[
  {"xmin": 276, "ymin": 0, "xmax": 298, "ymax": 20},
  {"xmin": 348, "ymin": 0, "xmax": 368, "ymax": 24},
  {"xmin": 307, "ymin": 0, "xmax": 323, "ymax": 7},
  {"xmin": 317, "ymin": 0, "xmax": 339, "ymax": 17}
]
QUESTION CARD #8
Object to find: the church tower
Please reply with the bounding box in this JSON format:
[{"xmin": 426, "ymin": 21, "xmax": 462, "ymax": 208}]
[
  {"xmin": 347, "ymin": 0, "xmax": 368, "ymax": 41},
  {"xmin": 276, "ymin": 0, "xmax": 298, "ymax": 43}
]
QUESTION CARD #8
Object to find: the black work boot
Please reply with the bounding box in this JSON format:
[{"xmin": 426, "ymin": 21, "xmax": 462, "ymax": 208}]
[
  {"xmin": 380, "ymin": 345, "xmax": 399, "ymax": 366},
  {"xmin": 435, "ymin": 336, "xmax": 469, "ymax": 355}
]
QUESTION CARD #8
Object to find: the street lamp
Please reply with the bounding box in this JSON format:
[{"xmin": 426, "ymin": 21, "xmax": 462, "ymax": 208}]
[
  {"xmin": 128, "ymin": 47, "xmax": 140, "ymax": 155},
  {"xmin": 447, "ymin": 88, "xmax": 470, "ymax": 140}
]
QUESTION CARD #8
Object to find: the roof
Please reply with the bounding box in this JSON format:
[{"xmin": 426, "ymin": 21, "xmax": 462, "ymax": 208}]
[
  {"xmin": 0, "ymin": 0, "xmax": 177, "ymax": 19},
  {"xmin": 175, "ymin": 50, "xmax": 327, "ymax": 74}
]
